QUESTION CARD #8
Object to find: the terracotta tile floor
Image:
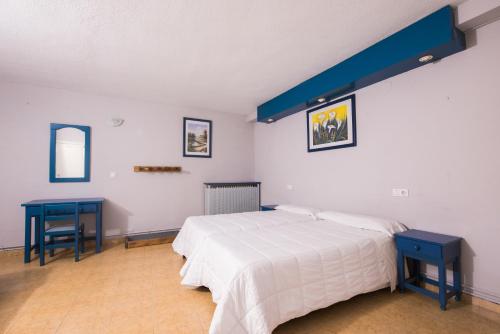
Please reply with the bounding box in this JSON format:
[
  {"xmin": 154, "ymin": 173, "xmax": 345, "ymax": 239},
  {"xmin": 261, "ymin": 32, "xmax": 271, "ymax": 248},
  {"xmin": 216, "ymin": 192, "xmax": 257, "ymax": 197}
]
[{"xmin": 1, "ymin": 241, "xmax": 500, "ymax": 334}]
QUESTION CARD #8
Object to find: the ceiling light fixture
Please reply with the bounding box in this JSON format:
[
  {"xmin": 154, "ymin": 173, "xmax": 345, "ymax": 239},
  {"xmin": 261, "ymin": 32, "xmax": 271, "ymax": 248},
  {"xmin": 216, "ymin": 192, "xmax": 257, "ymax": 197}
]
[
  {"xmin": 418, "ymin": 54, "xmax": 434, "ymax": 63},
  {"xmin": 317, "ymin": 97, "xmax": 326, "ymax": 103}
]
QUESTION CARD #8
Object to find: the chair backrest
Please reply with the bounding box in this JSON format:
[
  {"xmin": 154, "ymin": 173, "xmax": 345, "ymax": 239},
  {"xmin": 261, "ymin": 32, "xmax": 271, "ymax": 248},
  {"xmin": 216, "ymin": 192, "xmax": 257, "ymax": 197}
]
[{"xmin": 42, "ymin": 203, "xmax": 79, "ymax": 222}]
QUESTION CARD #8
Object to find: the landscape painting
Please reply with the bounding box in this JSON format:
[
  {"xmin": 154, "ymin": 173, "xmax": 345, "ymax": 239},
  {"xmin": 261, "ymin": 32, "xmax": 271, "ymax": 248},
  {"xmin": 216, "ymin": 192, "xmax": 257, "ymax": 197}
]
[
  {"xmin": 183, "ymin": 117, "xmax": 212, "ymax": 158},
  {"xmin": 307, "ymin": 94, "xmax": 356, "ymax": 152}
]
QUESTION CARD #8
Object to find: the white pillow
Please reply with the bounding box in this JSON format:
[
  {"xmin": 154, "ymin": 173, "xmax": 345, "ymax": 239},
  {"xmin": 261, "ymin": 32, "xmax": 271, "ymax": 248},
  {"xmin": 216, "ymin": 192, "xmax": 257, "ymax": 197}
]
[
  {"xmin": 317, "ymin": 211, "xmax": 406, "ymax": 236},
  {"xmin": 275, "ymin": 204, "xmax": 319, "ymax": 219}
]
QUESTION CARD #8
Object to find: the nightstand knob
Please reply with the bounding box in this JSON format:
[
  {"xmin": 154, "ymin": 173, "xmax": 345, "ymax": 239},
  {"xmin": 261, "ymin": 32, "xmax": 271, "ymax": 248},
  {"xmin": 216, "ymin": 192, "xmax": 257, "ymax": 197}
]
[{"xmin": 414, "ymin": 245, "xmax": 421, "ymax": 251}]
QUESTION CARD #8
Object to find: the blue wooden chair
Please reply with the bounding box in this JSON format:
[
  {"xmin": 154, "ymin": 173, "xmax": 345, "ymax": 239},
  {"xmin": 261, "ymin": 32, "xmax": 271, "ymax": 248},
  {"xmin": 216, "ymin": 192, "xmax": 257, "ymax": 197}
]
[{"xmin": 39, "ymin": 203, "xmax": 85, "ymax": 266}]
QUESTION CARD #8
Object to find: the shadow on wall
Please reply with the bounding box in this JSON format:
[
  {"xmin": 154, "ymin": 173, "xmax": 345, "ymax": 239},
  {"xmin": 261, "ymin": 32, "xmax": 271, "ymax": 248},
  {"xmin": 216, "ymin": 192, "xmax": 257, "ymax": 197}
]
[
  {"xmin": 423, "ymin": 239, "xmax": 476, "ymax": 293},
  {"xmin": 461, "ymin": 240, "xmax": 476, "ymax": 292},
  {"xmin": 102, "ymin": 200, "xmax": 133, "ymax": 238},
  {"xmin": 465, "ymin": 29, "xmax": 477, "ymax": 49}
]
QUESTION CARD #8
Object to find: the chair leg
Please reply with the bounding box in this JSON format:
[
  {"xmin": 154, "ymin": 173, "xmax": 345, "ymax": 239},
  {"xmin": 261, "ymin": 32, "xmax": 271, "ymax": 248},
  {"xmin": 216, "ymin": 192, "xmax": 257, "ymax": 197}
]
[{"xmin": 49, "ymin": 236, "xmax": 54, "ymax": 257}]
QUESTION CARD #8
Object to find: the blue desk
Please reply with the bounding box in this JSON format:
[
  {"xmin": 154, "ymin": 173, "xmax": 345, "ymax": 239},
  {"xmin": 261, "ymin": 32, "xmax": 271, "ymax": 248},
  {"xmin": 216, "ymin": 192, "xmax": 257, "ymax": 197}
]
[{"xmin": 21, "ymin": 198, "xmax": 104, "ymax": 263}]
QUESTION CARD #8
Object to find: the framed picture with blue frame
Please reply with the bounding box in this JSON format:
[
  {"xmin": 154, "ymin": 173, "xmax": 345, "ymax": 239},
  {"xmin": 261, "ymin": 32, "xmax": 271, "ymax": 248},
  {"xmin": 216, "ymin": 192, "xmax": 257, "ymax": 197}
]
[
  {"xmin": 183, "ymin": 117, "xmax": 212, "ymax": 158},
  {"xmin": 306, "ymin": 94, "xmax": 356, "ymax": 152}
]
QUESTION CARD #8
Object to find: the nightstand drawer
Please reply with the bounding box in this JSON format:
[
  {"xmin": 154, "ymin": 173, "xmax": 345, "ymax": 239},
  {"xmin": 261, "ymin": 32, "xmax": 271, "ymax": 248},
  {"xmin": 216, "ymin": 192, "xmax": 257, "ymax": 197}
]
[{"xmin": 396, "ymin": 238, "xmax": 441, "ymax": 260}]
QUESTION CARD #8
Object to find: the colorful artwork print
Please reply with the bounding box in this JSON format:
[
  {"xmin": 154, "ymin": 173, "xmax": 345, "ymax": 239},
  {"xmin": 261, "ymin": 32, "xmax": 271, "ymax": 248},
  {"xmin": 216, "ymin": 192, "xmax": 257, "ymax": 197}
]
[
  {"xmin": 307, "ymin": 95, "xmax": 356, "ymax": 152},
  {"xmin": 183, "ymin": 118, "xmax": 212, "ymax": 158},
  {"xmin": 311, "ymin": 104, "xmax": 348, "ymax": 144}
]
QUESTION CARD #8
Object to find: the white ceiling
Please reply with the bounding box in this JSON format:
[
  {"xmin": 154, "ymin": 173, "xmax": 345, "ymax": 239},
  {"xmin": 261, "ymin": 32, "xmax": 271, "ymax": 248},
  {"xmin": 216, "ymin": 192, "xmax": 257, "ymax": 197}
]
[{"xmin": 0, "ymin": 0, "xmax": 461, "ymax": 115}]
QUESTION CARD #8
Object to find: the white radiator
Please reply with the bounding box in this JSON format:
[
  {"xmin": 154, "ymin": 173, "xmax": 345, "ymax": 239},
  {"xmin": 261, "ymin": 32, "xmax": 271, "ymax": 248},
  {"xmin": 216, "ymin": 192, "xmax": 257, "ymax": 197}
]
[{"xmin": 204, "ymin": 182, "xmax": 261, "ymax": 215}]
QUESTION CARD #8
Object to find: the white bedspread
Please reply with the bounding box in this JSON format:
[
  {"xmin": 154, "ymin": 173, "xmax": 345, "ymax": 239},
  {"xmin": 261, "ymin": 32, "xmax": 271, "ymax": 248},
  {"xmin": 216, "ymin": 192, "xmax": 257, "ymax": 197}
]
[
  {"xmin": 180, "ymin": 220, "xmax": 398, "ymax": 334},
  {"xmin": 172, "ymin": 210, "xmax": 315, "ymax": 258}
]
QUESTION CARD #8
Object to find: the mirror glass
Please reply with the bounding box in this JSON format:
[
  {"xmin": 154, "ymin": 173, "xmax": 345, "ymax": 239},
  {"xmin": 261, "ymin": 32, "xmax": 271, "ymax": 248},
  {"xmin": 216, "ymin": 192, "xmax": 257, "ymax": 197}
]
[{"xmin": 55, "ymin": 127, "xmax": 86, "ymax": 178}]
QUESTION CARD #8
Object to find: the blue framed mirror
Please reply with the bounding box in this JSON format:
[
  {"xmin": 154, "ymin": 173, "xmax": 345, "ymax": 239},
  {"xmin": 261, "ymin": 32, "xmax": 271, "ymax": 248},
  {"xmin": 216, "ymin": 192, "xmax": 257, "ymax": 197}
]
[{"xmin": 49, "ymin": 123, "xmax": 91, "ymax": 183}]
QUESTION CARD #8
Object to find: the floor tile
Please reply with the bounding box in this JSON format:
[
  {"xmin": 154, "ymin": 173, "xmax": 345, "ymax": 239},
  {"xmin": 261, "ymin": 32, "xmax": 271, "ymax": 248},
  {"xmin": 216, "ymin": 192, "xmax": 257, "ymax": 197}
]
[{"xmin": 1, "ymin": 242, "xmax": 499, "ymax": 334}]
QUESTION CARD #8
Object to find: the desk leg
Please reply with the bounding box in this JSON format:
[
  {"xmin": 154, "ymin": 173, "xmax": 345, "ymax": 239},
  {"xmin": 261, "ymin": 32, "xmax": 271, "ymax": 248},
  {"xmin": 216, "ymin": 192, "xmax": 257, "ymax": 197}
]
[
  {"xmin": 438, "ymin": 261, "xmax": 447, "ymax": 310},
  {"xmin": 24, "ymin": 211, "xmax": 31, "ymax": 263},
  {"xmin": 397, "ymin": 251, "xmax": 405, "ymax": 292},
  {"xmin": 96, "ymin": 203, "xmax": 102, "ymax": 253},
  {"xmin": 453, "ymin": 257, "xmax": 462, "ymax": 301},
  {"xmin": 34, "ymin": 216, "xmax": 40, "ymax": 254}
]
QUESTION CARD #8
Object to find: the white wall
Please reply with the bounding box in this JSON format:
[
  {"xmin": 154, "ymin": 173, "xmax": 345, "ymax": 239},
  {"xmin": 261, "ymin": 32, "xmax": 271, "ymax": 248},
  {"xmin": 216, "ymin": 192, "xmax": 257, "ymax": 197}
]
[
  {"xmin": 0, "ymin": 82, "xmax": 254, "ymax": 248},
  {"xmin": 255, "ymin": 20, "xmax": 500, "ymax": 301}
]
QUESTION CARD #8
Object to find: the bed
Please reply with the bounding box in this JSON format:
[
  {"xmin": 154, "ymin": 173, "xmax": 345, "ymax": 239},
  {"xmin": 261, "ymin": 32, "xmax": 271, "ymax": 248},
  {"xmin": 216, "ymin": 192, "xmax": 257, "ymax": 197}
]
[
  {"xmin": 178, "ymin": 211, "xmax": 405, "ymax": 334},
  {"xmin": 172, "ymin": 207, "xmax": 317, "ymax": 258}
]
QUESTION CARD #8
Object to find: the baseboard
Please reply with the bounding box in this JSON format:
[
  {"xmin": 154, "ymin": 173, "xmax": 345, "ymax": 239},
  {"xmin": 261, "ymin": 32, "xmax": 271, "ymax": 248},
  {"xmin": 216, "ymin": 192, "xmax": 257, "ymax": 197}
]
[
  {"xmin": 0, "ymin": 228, "xmax": 181, "ymax": 252},
  {"xmin": 108, "ymin": 228, "xmax": 180, "ymax": 239},
  {"xmin": 125, "ymin": 230, "xmax": 178, "ymax": 248}
]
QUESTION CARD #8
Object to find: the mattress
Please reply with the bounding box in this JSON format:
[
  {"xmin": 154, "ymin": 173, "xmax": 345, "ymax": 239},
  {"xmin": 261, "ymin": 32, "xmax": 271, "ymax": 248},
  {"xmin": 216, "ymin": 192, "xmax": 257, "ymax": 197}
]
[
  {"xmin": 180, "ymin": 220, "xmax": 398, "ymax": 334},
  {"xmin": 172, "ymin": 210, "xmax": 316, "ymax": 258}
]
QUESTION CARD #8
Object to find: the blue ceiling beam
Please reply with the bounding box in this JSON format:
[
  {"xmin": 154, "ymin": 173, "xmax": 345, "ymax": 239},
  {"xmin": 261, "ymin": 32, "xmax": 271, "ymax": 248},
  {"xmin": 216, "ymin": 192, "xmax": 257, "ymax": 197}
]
[{"xmin": 257, "ymin": 6, "xmax": 465, "ymax": 123}]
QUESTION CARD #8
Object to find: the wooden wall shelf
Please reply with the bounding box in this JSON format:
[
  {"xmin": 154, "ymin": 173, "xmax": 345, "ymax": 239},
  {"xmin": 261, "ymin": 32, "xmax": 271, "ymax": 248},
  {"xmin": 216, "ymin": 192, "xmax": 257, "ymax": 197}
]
[{"xmin": 133, "ymin": 166, "xmax": 182, "ymax": 173}]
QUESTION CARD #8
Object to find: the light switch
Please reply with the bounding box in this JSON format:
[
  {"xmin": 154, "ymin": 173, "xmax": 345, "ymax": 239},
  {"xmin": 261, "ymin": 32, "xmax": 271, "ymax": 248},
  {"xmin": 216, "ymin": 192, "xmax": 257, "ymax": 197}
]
[
  {"xmin": 286, "ymin": 184, "xmax": 293, "ymax": 190},
  {"xmin": 392, "ymin": 188, "xmax": 409, "ymax": 197}
]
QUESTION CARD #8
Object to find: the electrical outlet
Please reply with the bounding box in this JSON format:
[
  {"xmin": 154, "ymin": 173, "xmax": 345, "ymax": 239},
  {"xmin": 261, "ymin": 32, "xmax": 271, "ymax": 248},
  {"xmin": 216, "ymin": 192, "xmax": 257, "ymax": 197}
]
[{"xmin": 392, "ymin": 188, "xmax": 409, "ymax": 197}]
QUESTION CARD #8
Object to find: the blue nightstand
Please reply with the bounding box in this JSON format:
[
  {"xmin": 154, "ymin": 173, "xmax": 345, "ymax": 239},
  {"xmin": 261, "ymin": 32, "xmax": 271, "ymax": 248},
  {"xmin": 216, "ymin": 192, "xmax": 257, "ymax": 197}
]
[
  {"xmin": 394, "ymin": 229, "xmax": 462, "ymax": 310},
  {"xmin": 260, "ymin": 205, "xmax": 278, "ymax": 211}
]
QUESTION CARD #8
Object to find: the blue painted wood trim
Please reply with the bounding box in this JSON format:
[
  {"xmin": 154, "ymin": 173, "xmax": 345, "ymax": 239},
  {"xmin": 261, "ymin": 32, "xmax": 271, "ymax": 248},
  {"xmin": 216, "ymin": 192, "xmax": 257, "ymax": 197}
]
[
  {"xmin": 395, "ymin": 229, "xmax": 461, "ymax": 245},
  {"xmin": 257, "ymin": 6, "xmax": 465, "ymax": 123},
  {"xmin": 404, "ymin": 281, "xmax": 439, "ymax": 300},
  {"xmin": 49, "ymin": 123, "xmax": 91, "ymax": 183},
  {"xmin": 22, "ymin": 198, "xmax": 104, "ymax": 206}
]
